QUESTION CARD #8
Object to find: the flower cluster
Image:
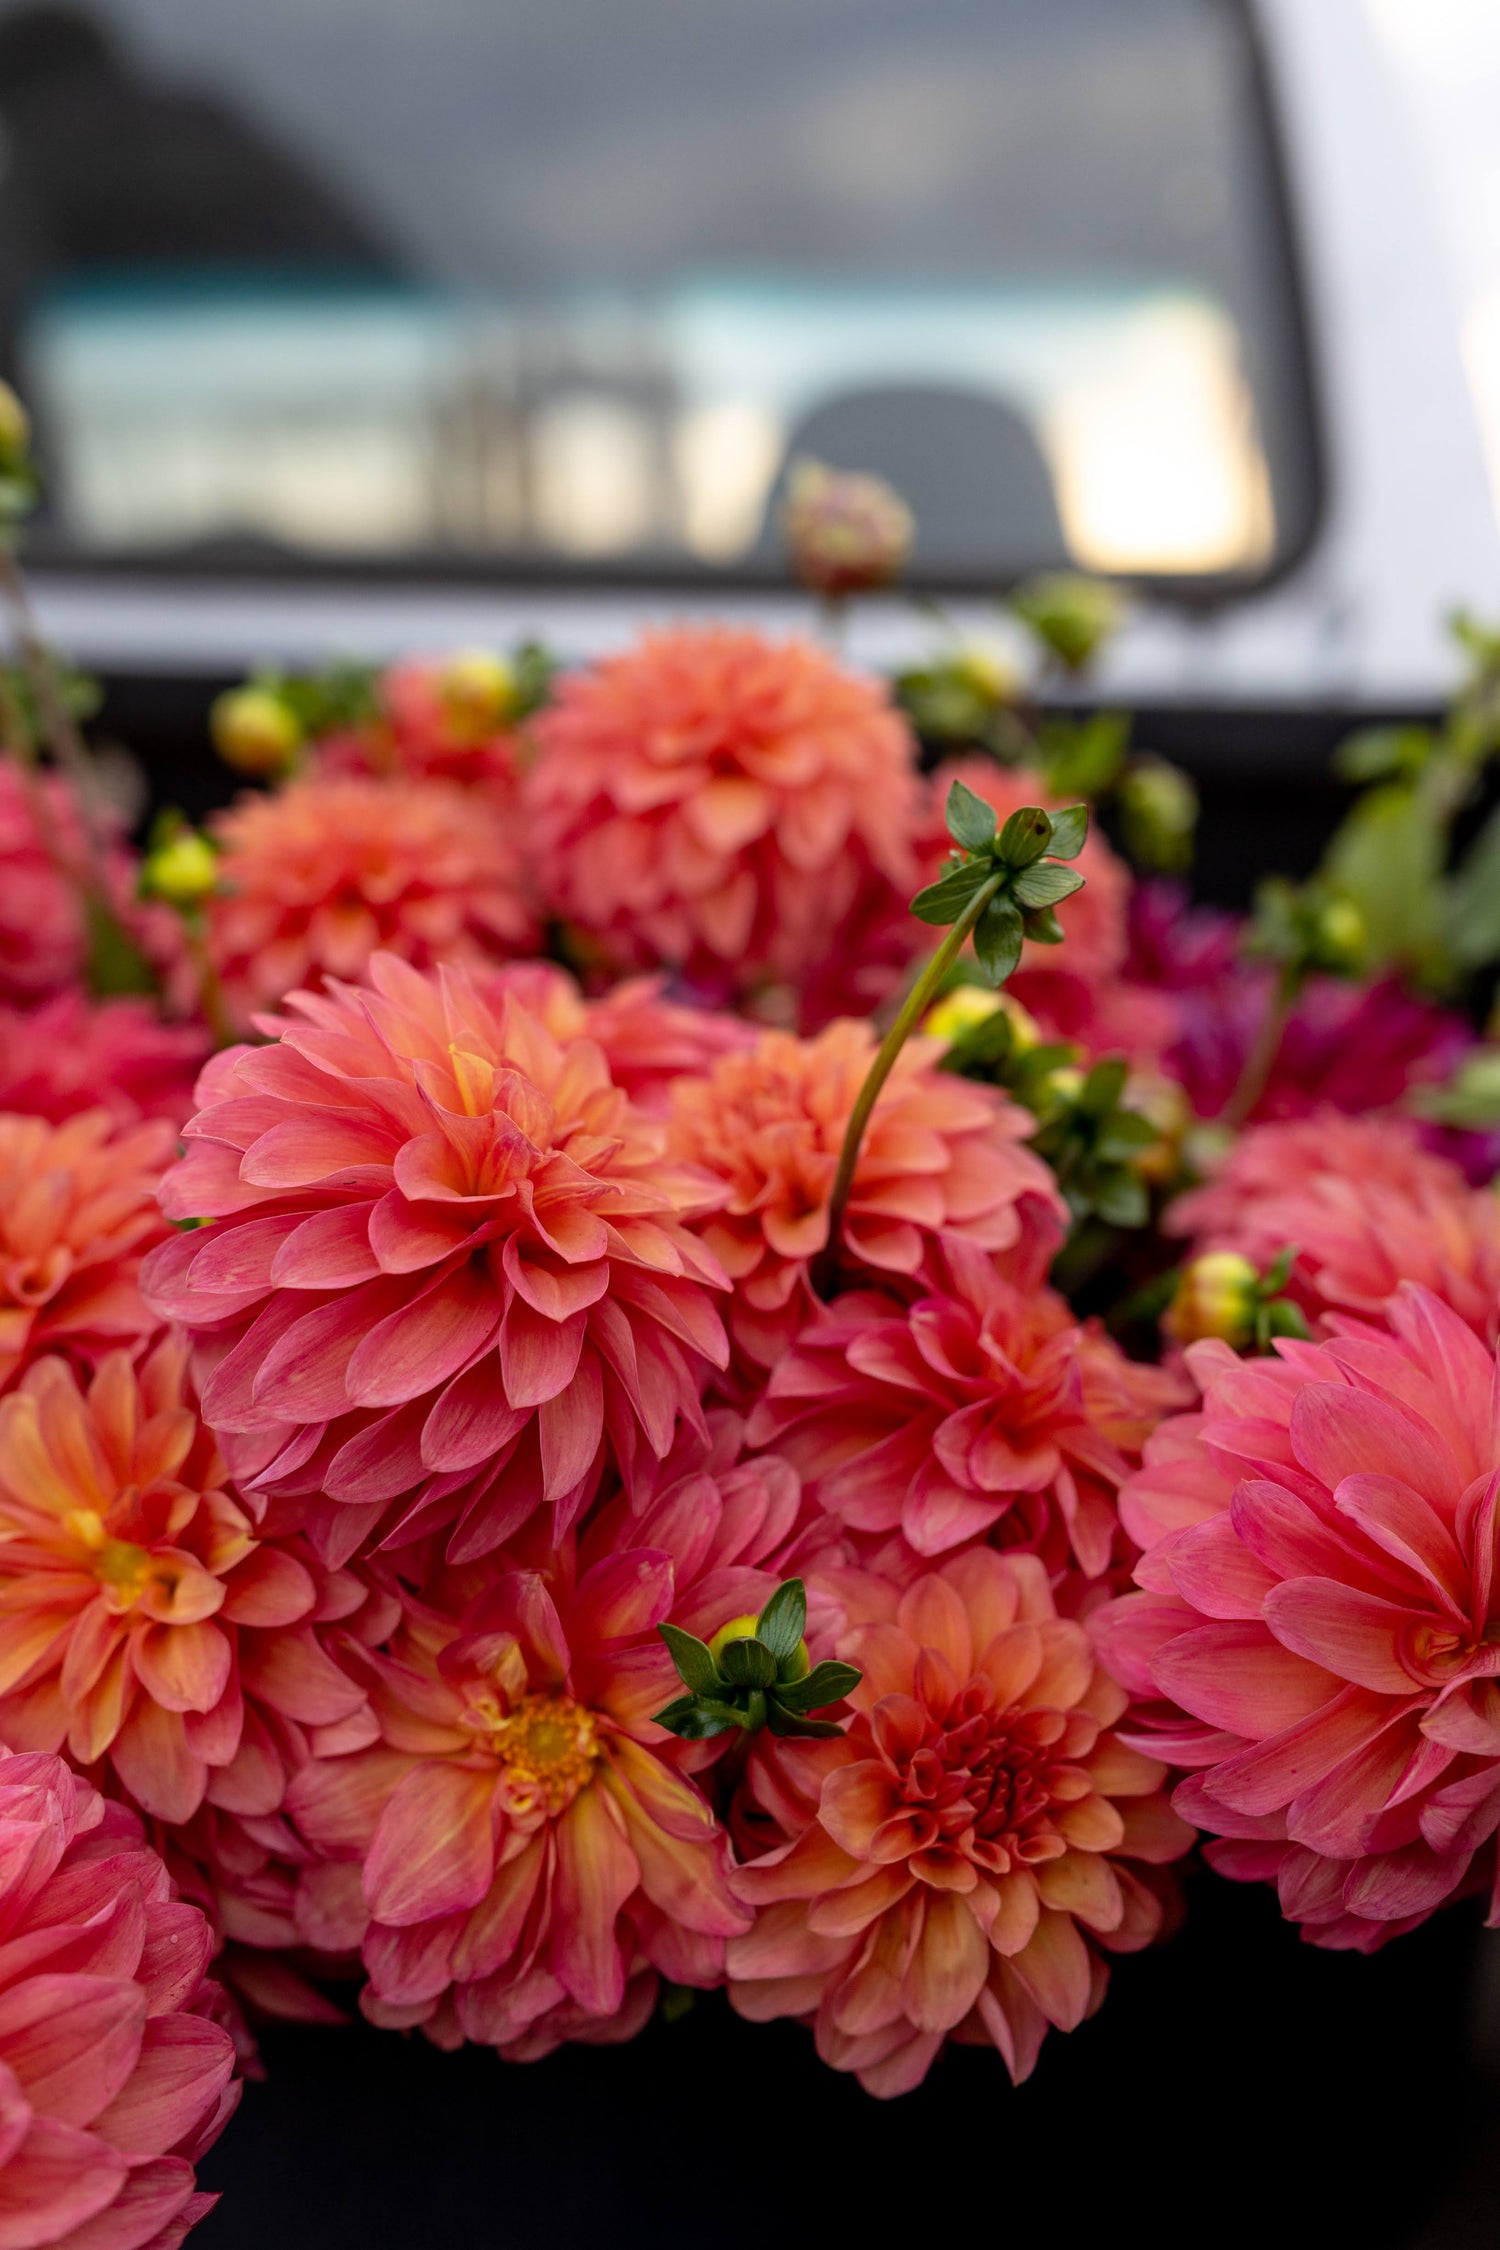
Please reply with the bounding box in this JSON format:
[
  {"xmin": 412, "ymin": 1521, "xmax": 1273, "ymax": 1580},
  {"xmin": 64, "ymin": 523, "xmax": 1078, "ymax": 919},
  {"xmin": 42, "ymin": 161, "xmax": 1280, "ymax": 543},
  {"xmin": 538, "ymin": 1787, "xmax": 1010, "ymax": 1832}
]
[{"xmin": 5, "ymin": 602, "xmax": 1500, "ymax": 2176}]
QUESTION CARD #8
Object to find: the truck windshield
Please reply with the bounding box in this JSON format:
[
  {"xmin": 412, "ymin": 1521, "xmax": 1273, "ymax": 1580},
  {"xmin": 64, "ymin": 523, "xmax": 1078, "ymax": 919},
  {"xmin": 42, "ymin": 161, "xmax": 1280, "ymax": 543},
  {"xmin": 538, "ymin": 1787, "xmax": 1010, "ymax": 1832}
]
[{"xmin": 0, "ymin": 0, "xmax": 1316, "ymax": 585}]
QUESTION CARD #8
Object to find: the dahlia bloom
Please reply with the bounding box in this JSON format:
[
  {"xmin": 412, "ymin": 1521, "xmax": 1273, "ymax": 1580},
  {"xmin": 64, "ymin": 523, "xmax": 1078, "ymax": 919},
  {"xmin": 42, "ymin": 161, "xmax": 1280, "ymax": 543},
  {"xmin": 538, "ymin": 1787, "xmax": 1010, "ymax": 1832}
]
[
  {"xmin": 0, "ymin": 1108, "xmax": 172, "ymax": 1392},
  {"xmin": 1167, "ymin": 1111, "xmax": 1500, "ymax": 1340},
  {"xmin": 1126, "ymin": 884, "xmax": 1472, "ymax": 1124},
  {"xmin": 524, "ymin": 627, "xmax": 919, "ymax": 1008},
  {"xmin": 143, "ymin": 953, "xmax": 729, "ymax": 1566},
  {"xmin": 726, "ymin": 1549, "xmax": 1191, "ymax": 2095},
  {"xmin": 0, "ymin": 1339, "xmax": 387, "ymax": 1827},
  {"xmin": 285, "ymin": 1494, "xmax": 774, "ymax": 2054},
  {"xmin": 666, "ymin": 1021, "xmax": 1065, "ymax": 1377},
  {"xmin": 0, "ymin": 1746, "xmax": 237, "ymax": 2247},
  {"xmin": 0, "ymin": 764, "xmax": 185, "ymax": 1012},
  {"xmin": 747, "ymin": 1245, "xmax": 1185, "ymax": 1579},
  {"xmin": 205, "ymin": 774, "xmax": 541, "ymax": 1029},
  {"xmin": 0, "ymin": 993, "xmax": 209, "ymax": 1130},
  {"xmin": 314, "ymin": 656, "xmax": 527, "ymax": 800},
  {"xmin": 486, "ymin": 962, "xmax": 755, "ymax": 1112},
  {"xmin": 1095, "ymin": 1284, "xmax": 1500, "ymax": 1948}
]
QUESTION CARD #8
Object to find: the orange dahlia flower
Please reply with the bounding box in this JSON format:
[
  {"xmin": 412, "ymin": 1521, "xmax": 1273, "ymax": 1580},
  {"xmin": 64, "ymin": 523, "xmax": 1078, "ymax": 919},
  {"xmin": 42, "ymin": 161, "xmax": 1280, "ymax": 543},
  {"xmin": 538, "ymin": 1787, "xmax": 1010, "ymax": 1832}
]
[
  {"xmin": 525, "ymin": 627, "xmax": 919, "ymax": 1007},
  {"xmin": 0, "ymin": 1339, "xmax": 382, "ymax": 1827},
  {"xmin": 666, "ymin": 1021, "xmax": 1065, "ymax": 1378},
  {"xmin": 0, "ymin": 1747, "xmax": 237, "ymax": 2248},
  {"xmin": 143, "ymin": 953, "xmax": 729, "ymax": 1567},
  {"xmin": 0, "ymin": 1108, "xmax": 172, "ymax": 1393},
  {"xmin": 206, "ymin": 774, "xmax": 541, "ymax": 1029},
  {"xmin": 1165, "ymin": 1109, "xmax": 1500, "ymax": 1341},
  {"xmin": 748, "ymin": 1245, "xmax": 1184, "ymax": 1580},
  {"xmin": 286, "ymin": 1516, "xmax": 763, "ymax": 2054},
  {"xmin": 727, "ymin": 1548, "xmax": 1191, "ymax": 2095}
]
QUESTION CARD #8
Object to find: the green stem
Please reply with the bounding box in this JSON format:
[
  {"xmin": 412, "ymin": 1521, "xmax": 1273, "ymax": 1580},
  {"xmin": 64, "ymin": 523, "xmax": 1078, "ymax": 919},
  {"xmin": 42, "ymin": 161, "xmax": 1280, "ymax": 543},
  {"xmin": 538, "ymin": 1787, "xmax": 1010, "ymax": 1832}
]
[
  {"xmin": 820, "ymin": 869, "xmax": 1006, "ymax": 1282},
  {"xmin": 1221, "ymin": 965, "xmax": 1297, "ymax": 1132}
]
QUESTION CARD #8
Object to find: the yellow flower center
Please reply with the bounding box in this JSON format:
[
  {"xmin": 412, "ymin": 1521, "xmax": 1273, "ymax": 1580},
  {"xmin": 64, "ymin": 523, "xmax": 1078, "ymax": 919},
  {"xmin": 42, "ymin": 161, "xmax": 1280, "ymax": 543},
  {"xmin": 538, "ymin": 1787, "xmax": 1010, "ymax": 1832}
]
[{"xmin": 490, "ymin": 1692, "xmax": 600, "ymax": 1818}]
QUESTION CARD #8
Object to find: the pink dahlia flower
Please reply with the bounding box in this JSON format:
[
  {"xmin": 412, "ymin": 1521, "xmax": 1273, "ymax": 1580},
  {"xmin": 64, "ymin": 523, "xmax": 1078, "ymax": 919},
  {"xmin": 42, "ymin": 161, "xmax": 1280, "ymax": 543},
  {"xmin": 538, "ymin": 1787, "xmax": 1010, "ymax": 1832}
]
[
  {"xmin": 484, "ymin": 962, "xmax": 755, "ymax": 1112},
  {"xmin": 143, "ymin": 953, "xmax": 729, "ymax": 1566},
  {"xmin": 0, "ymin": 994, "xmax": 210, "ymax": 1131},
  {"xmin": 0, "ymin": 1108, "xmax": 172, "ymax": 1392},
  {"xmin": 1095, "ymin": 1284, "xmax": 1500, "ymax": 1948},
  {"xmin": 0, "ymin": 1339, "xmax": 383, "ymax": 1827},
  {"xmin": 0, "ymin": 1746, "xmax": 237, "ymax": 2247},
  {"xmin": 524, "ymin": 627, "xmax": 919, "ymax": 1007},
  {"xmin": 746, "ymin": 1245, "xmax": 1185, "ymax": 1579},
  {"xmin": 666, "ymin": 1021, "xmax": 1065, "ymax": 1379},
  {"xmin": 0, "ymin": 765, "xmax": 187, "ymax": 1013},
  {"xmin": 206, "ymin": 774, "xmax": 541, "ymax": 1029},
  {"xmin": 1167, "ymin": 1111, "xmax": 1500, "ymax": 1341},
  {"xmin": 285, "ymin": 1505, "xmax": 768, "ymax": 2055},
  {"xmin": 727, "ymin": 1548, "xmax": 1191, "ymax": 2096}
]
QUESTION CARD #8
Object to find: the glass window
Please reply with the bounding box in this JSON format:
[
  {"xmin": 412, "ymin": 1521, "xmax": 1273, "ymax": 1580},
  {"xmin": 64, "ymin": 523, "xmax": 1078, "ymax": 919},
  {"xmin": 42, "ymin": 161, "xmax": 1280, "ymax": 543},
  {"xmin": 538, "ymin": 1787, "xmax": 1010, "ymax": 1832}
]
[{"xmin": 0, "ymin": 0, "xmax": 1317, "ymax": 581}]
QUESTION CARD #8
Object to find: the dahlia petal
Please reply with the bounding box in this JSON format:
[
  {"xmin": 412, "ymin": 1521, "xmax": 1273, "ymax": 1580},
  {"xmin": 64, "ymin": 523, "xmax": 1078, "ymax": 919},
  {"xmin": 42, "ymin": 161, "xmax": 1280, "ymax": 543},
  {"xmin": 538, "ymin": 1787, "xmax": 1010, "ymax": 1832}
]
[
  {"xmin": 345, "ymin": 1267, "xmax": 501, "ymax": 1409},
  {"xmin": 448, "ymin": 1837, "xmax": 546, "ymax": 1984},
  {"xmin": 1262, "ymin": 1578, "xmax": 1428, "ymax": 1695},
  {"xmin": 896, "ymin": 1576, "xmax": 973, "ymax": 1681},
  {"xmin": 363, "ymin": 1762, "xmax": 499, "ymax": 1926},
  {"xmin": 1340, "ymin": 1840, "xmax": 1472, "ymax": 1921},
  {"xmin": 109, "ymin": 1703, "xmax": 206, "ymax": 1825},
  {"xmin": 731, "ymin": 1822, "xmax": 862, "ymax": 1904},
  {"xmin": 901, "ymin": 1890, "xmax": 989, "ymax": 2033},
  {"xmin": 568, "ymin": 1551, "xmax": 675, "ymax": 1647},
  {"xmin": 1159, "ymin": 1515, "xmax": 1279, "ymax": 1620},
  {"xmin": 548, "ymin": 1787, "xmax": 638, "ymax": 2015},
  {"xmin": 1009, "ymin": 1906, "xmax": 1093, "ymax": 2031},
  {"xmin": 1202, "ymin": 1684, "xmax": 1397, "ymax": 1817},
  {"xmin": 268, "ymin": 1205, "xmax": 382, "ymax": 1289},
  {"xmin": 498, "ymin": 1301, "xmax": 586, "ymax": 1411},
  {"xmin": 90, "ymin": 2018, "xmax": 235, "ymax": 2158},
  {"xmin": 0, "ymin": 2115, "xmax": 128, "ymax": 2250},
  {"xmin": 1151, "ymin": 1620, "xmax": 1341, "ymax": 1738},
  {"xmin": 538, "ymin": 1348, "xmax": 604, "ymax": 1505},
  {"xmin": 1286, "ymin": 1714, "xmax": 1431, "ymax": 1857},
  {"xmin": 1290, "ymin": 1383, "xmax": 1463, "ymax": 1513},
  {"xmin": 239, "ymin": 1113, "xmax": 396, "ymax": 1188},
  {"xmin": 420, "ymin": 1358, "xmax": 527, "ymax": 1476},
  {"xmin": 0, "ymin": 1971, "xmax": 146, "ymax": 2126},
  {"xmin": 362, "ymin": 1914, "xmax": 463, "ymax": 2008},
  {"xmin": 1332, "ymin": 1474, "xmax": 1469, "ymax": 1611},
  {"xmin": 50, "ymin": 2157, "xmax": 202, "ymax": 2250},
  {"xmin": 250, "ymin": 1278, "xmax": 413, "ymax": 1420},
  {"xmin": 600, "ymin": 1766, "xmax": 745, "ymax": 1938},
  {"xmin": 1034, "ymin": 1851, "xmax": 1124, "ymax": 1933},
  {"xmin": 501, "ymin": 1237, "xmax": 609, "ymax": 1323}
]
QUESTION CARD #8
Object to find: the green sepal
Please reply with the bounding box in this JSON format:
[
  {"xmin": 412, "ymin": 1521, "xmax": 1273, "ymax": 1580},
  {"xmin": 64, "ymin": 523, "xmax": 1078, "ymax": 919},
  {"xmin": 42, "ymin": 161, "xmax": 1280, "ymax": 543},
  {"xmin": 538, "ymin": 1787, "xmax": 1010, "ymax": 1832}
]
[
  {"xmin": 1019, "ymin": 905, "xmax": 1064, "ymax": 945},
  {"xmin": 657, "ymin": 1622, "xmax": 720, "ymax": 1697},
  {"xmin": 718, "ymin": 1636, "xmax": 777, "ymax": 1690},
  {"xmin": 944, "ymin": 778, "xmax": 997, "ymax": 853},
  {"xmin": 1011, "ymin": 861, "xmax": 1085, "ymax": 910},
  {"xmin": 997, "ymin": 805, "xmax": 1052, "ymax": 869},
  {"xmin": 775, "ymin": 1660, "xmax": 863, "ymax": 1713},
  {"xmin": 973, "ymin": 898, "xmax": 1024, "ymax": 985},
  {"xmin": 765, "ymin": 1707, "xmax": 846, "ymax": 1739},
  {"xmin": 910, "ymin": 859, "xmax": 992, "ymax": 926},
  {"xmin": 1044, "ymin": 803, "xmax": 1089, "ymax": 860},
  {"xmin": 755, "ymin": 1579, "xmax": 807, "ymax": 1664},
  {"xmin": 651, "ymin": 1693, "xmax": 750, "ymax": 1741}
]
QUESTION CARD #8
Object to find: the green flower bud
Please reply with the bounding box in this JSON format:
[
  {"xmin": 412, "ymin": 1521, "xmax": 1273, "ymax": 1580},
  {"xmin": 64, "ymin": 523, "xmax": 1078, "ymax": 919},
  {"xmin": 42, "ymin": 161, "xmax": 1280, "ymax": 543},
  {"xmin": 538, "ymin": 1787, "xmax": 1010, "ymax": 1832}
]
[
  {"xmin": 211, "ymin": 686, "xmax": 303, "ymax": 778},
  {"xmin": 1168, "ymin": 1251, "xmax": 1262, "ymax": 1348},
  {"xmin": 439, "ymin": 650, "xmax": 517, "ymax": 737},
  {"xmin": 1010, "ymin": 573, "xmax": 1123, "ymax": 674},
  {"xmin": 142, "ymin": 829, "xmax": 217, "ymax": 905},
  {"xmin": 0, "ymin": 383, "xmax": 30, "ymax": 479}
]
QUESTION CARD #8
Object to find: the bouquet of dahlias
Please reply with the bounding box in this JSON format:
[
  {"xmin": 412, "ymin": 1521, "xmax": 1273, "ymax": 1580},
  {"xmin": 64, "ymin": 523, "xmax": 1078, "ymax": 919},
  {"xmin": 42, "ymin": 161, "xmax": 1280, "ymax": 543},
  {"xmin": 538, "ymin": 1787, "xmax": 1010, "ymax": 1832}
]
[{"xmin": 6, "ymin": 397, "xmax": 1500, "ymax": 2238}]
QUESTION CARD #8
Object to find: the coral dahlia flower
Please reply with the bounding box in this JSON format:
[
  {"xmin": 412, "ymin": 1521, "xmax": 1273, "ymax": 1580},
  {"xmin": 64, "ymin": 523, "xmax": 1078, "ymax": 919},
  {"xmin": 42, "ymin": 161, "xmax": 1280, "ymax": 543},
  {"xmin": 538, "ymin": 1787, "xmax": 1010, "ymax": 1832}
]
[
  {"xmin": 747, "ymin": 1245, "xmax": 1185, "ymax": 1579},
  {"xmin": 0, "ymin": 1339, "xmax": 384, "ymax": 1827},
  {"xmin": 726, "ymin": 1548, "xmax": 1191, "ymax": 2096},
  {"xmin": 143, "ymin": 953, "xmax": 729, "ymax": 1566},
  {"xmin": 524, "ymin": 627, "xmax": 919, "ymax": 1007},
  {"xmin": 0, "ymin": 1108, "xmax": 172, "ymax": 1393},
  {"xmin": 0, "ymin": 1746, "xmax": 237, "ymax": 2247},
  {"xmin": 286, "ymin": 1512, "xmax": 761, "ymax": 2055},
  {"xmin": 0, "ymin": 994, "xmax": 209, "ymax": 1131},
  {"xmin": 1095, "ymin": 1284, "xmax": 1500, "ymax": 1947},
  {"xmin": 206, "ymin": 774, "xmax": 541, "ymax": 1030},
  {"xmin": 666, "ymin": 1021, "xmax": 1065, "ymax": 1378},
  {"xmin": 1166, "ymin": 1111, "xmax": 1500, "ymax": 1341}
]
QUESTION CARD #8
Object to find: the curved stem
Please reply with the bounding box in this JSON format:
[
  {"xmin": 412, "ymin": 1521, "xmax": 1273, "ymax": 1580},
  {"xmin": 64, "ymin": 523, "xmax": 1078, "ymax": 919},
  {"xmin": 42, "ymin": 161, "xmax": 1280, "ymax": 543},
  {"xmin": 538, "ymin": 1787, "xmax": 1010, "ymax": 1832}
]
[
  {"xmin": 821, "ymin": 869, "xmax": 1005, "ymax": 1281},
  {"xmin": 1221, "ymin": 966, "xmax": 1296, "ymax": 1132}
]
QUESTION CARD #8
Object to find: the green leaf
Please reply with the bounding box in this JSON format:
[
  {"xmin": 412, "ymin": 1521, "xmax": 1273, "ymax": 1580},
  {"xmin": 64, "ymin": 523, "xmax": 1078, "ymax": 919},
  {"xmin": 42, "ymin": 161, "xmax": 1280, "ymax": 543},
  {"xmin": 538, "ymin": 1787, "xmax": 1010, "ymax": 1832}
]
[
  {"xmin": 754, "ymin": 1579, "xmax": 807, "ymax": 1664},
  {"xmin": 972, "ymin": 898, "xmax": 1024, "ymax": 986},
  {"xmin": 1095, "ymin": 1110, "xmax": 1161, "ymax": 1157},
  {"xmin": 1080, "ymin": 1058, "xmax": 1129, "ymax": 1116},
  {"xmin": 1044, "ymin": 803, "xmax": 1089, "ymax": 860},
  {"xmin": 1011, "ymin": 861, "xmax": 1085, "ymax": 910},
  {"xmin": 997, "ymin": 805, "xmax": 1053, "ymax": 869},
  {"xmin": 656, "ymin": 1623, "xmax": 720, "ymax": 1697},
  {"xmin": 1443, "ymin": 800, "xmax": 1500, "ymax": 970},
  {"xmin": 944, "ymin": 778, "xmax": 997, "ymax": 853},
  {"xmin": 910, "ymin": 860, "xmax": 992, "ymax": 926},
  {"xmin": 776, "ymin": 1660, "xmax": 864, "ymax": 1713},
  {"xmin": 1320, "ymin": 781, "xmax": 1445, "ymax": 974},
  {"xmin": 718, "ymin": 1636, "xmax": 777, "ymax": 1689},
  {"xmin": 1091, "ymin": 1169, "xmax": 1149, "ymax": 1228}
]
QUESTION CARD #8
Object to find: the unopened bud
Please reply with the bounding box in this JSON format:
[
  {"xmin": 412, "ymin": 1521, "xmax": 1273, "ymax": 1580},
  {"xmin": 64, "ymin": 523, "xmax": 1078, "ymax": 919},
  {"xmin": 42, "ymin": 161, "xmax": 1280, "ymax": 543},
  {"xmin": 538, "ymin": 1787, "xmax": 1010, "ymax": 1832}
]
[
  {"xmin": 143, "ymin": 829, "xmax": 217, "ymax": 905},
  {"xmin": 1118, "ymin": 756, "xmax": 1198, "ymax": 873},
  {"xmin": 0, "ymin": 383, "xmax": 30, "ymax": 479},
  {"xmin": 1313, "ymin": 895, "xmax": 1366, "ymax": 974},
  {"xmin": 781, "ymin": 457, "xmax": 914, "ymax": 599},
  {"xmin": 1168, "ymin": 1251, "xmax": 1261, "ymax": 1348},
  {"xmin": 211, "ymin": 687, "xmax": 303, "ymax": 778},
  {"xmin": 955, "ymin": 646, "xmax": 1021, "ymax": 706},
  {"xmin": 709, "ymin": 1611, "xmax": 809, "ymax": 1683},
  {"xmin": 923, "ymin": 985, "xmax": 1040, "ymax": 1051},
  {"xmin": 1011, "ymin": 573, "xmax": 1123, "ymax": 674},
  {"xmin": 439, "ymin": 650, "xmax": 516, "ymax": 738}
]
